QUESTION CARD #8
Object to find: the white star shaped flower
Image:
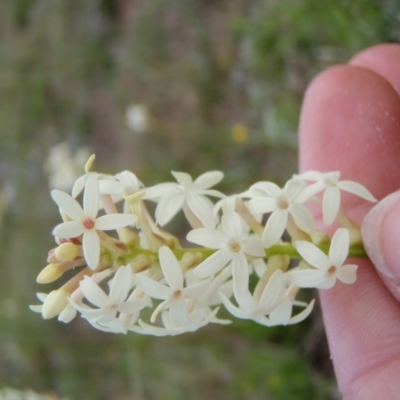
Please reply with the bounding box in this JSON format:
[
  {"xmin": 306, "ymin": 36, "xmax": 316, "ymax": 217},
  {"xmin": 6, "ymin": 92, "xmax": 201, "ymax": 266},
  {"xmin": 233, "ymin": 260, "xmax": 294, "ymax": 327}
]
[
  {"xmin": 219, "ymin": 269, "xmax": 285, "ymax": 326},
  {"xmin": 188, "ymin": 211, "xmax": 265, "ymax": 296},
  {"xmin": 288, "ymin": 227, "xmax": 357, "ymax": 289},
  {"xmin": 143, "ymin": 170, "xmax": 225, "ymax": 228},
  {"xmin": 51, "ymin": 176, "xmax": 137, "ymax": 269},
  {"xmin": 134, "ymin": 246, "xmax": 211, "ymax": 326},
  {"xmin": 247, "ymin": 179, "xmax": 315, "ymax": 248},
  {"xmin": 130, "ymin": 307, "xmax": 219, "ymax": 336},
  {"xmin": 99, "ymin": 171, "xmax": 143, "ymax": 205},
  {"xmin": 69, "ymin": 265, "xmax": 150, "ymax": 328},
  {"xmin": 267, "ymin": 285, "xmax": 315, "ymax": 326},
  {"xmin": 297, "ymin": 171, "xmax": 377, "ymax": 226}
]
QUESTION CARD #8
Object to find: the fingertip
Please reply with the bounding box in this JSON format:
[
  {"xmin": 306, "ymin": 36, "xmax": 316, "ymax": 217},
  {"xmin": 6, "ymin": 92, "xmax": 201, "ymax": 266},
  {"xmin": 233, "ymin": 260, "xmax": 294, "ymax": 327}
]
[
  {"xmin": 299, "ymin": 64, "xmax": 400, "ymax": 203},
  {"xmin": 350, "ymin": 43, "xmax": 400, "ymax": 96},
  {"xmin": 362, "ymin": 190, "xmax": 400, "ymax": 301}
]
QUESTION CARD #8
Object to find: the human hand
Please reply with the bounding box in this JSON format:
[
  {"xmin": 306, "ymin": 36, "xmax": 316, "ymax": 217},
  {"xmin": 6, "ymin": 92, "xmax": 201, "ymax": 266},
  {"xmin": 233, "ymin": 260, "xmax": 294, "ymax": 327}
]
[{"xmin": 299, "ymin": 43, "xmax": 400, "ymax": 399}]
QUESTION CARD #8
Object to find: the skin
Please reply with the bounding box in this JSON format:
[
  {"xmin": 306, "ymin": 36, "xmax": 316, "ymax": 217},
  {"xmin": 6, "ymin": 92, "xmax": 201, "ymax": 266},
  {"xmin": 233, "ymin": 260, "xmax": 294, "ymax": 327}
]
[{"xmin": 298, "ymin": 43, "xmax": 400, "ymax": 399}]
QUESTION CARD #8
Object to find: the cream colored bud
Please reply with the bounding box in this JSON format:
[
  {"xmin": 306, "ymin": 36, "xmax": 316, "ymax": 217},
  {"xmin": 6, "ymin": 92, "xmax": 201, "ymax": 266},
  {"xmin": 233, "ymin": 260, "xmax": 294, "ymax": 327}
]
[
  {"xmin": 42, "ymin": 289, "xmax": 69, "ymax": 319},
  {"xmin": 180, "ymin": 251, "xmax": 202, "ymax": 272},
  {"xmin": 131, "ymin": 254, "xmax": 154, "ymax": 273},
  {"xmin": 55, "ymin": 242, "xmax": 79, "ymax": 262},
  {"xmin": 118, "ymin": 227, "xmax": 139, "ymax": 247},
  {"xmin": 85, "ymin": 154, "xmax": 96, "ymax": 173},
  {"xmin": 37, "ymin": 264, "xmax": 63, "ymax": 284}
]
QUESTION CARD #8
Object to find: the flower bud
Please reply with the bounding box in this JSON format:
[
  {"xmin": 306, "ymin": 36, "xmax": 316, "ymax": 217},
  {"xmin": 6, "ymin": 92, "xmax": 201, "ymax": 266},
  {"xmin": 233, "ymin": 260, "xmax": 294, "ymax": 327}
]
[
  {"xmin": 55, "ymin": 242, "xmax": 79, "ymax": 262},
  {"xmin": 42, "ymin": 289, "xmax": 69, "ymax": 319},
  {"xmin": 37, "ymin": 264, "xmax": 63, "ymax": 283}
]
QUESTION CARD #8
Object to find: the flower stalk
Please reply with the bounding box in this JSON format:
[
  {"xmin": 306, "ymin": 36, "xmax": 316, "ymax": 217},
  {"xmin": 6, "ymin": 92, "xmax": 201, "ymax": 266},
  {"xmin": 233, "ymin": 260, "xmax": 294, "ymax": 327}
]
[{"xmin": 30, "ymin": 159, "xmax": 376, "ymax": 336}]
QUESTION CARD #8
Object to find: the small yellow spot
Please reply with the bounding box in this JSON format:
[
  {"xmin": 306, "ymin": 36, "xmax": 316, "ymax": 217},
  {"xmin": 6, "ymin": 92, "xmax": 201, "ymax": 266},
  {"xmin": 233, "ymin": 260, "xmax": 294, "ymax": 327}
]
[{"xmin": 231, "ymin": 124, "xmax": 248, "ymax": 144}]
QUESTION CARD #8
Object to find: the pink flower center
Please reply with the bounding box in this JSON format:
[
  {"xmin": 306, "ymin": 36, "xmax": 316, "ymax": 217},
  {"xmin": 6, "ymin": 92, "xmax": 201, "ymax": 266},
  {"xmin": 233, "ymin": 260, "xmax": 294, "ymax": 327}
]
[{"xmin": 83, "ymin": 218, "xmax": 95, "ymax": 230}]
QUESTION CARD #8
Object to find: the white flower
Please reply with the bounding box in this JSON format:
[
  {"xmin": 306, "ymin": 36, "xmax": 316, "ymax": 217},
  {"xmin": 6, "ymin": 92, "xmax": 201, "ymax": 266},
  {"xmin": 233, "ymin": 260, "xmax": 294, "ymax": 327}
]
[
  {"xmin": 126, "ymin": 104, "xmax": 149, "ymax": 133},
  {"xmin": 246, "ymin": 179, "xmax": 315, "ymax": 248},
  {"xmin": 99, "ymin": 171, "xmax": 143, "ymax": 199},
  {"xmin": 297, "ymin": 171, "xmax": 377, "ymax": 226},
  {"xmin": 134, "ymin": 246, "xmax": 211, "ymax": 326},
  {"xmin": 185, "ymin": 267, "xmax": 233, "ymax": 325},
  {"xmin": 69, "ymin": 265, "xmax": 150, "ymax": 328},
  {"xmin": 45, "ymin": 142, "xmax": 90, "ymax": 191},
  {"xmin": 188, "ymin": 212, "xmax": 264, "ymax": 296},
  {"xmin": 51, "ymin": 176, "xmax": 137, "ymax": 269},
  {"xmin": 219, "ymin": 269, "xmax": 285, "ymax": 326},
  {"xmin": 288, "ymin": 228, "xmax": 357, "ymax": 289},
  {"xmin": 268, "ymin": 285, "xmax": 315, "ymax": 326},
  {"xmin": 130, "ymin": 307, "xmax": 219, "ymax": 336},
  {"xmin": 143, "ymin": 171, "xmax": 225, "ymax": 228}
]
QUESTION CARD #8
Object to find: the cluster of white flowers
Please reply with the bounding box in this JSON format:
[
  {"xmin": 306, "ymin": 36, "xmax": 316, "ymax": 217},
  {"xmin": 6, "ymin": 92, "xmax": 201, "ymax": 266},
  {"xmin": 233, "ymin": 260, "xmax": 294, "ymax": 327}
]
[{"xmin": 30, "ymin": 155, "xmax": 376, "ymax": 336}]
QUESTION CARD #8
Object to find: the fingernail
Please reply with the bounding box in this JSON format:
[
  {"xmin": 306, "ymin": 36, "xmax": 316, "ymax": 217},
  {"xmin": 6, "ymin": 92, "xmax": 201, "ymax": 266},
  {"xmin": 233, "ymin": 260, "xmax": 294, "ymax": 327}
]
[{"xmin": 361, "ymin": 191, "xmax": 400, "ymax": 300}]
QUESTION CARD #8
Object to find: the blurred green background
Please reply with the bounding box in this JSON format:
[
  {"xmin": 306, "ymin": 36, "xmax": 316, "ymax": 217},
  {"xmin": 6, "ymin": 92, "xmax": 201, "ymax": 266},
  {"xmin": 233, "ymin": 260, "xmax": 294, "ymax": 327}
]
[{"xmin": 0, "ymin": 0, "xmax": 399, "ymax": 399}]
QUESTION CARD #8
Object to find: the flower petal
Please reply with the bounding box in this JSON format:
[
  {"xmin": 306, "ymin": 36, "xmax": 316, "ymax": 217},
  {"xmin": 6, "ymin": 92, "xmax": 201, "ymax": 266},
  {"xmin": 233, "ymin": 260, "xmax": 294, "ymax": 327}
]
[
  {"xmin": 99, "ymin": 179, "xmax": 124, "ymax": 195},
  {"xmin": 53, "ymin": 221, "xmax": 84, "ymax": 238},
  {"xmin": 83, "ymin": 176, "xmax": 99, "ymax": 219},
  {"xmin": 109, "ymin": 265, "xmax": 132, "ymax": 305},
  {"xmin": 134, "ymin": 275, "xmax": 171, "ymax": 300},
  {"xmin": 262, "ymin": 208, "xmax": 288, "ymax": 248},
  {"xmin": 193, "ymin": 170, "xmax": 224, "ymax": 189},
  {"xmin": 295, "ymin": 181, "xmax": 325, "ymax": 203},
  {"xmin": 338, "ymin": 181, "xmax": 377, "ymax": 202},
  {"xmin": 295, "ymin": 241, "xmax": 331, "ymax": 271},
  {"xmin": 259, "ymin": 269, "xmax": 284, "ymax": 312},
  {"xmin": 143, "ymin": 182, "xmax": 180, "ymax": 199},
  {"xmin": 243, "ymin": 236, "xmax": 265, "ymax": 257},
  {"xmin": 286, "ymin": 299, "xmax": 315, "ymax": 325},
  {"xmin": 289, "ymin": 203, "xmax": 315, "ymax": 234},
  {"xmin": 283, "ymin": 178, "xmax": 305, "ymax": 201},
  {"xmin": 250, "ymin": 181, "xmax": 281, "ymax": 197},
  {"xmin": 80, "ymin": 276, "xmax": 109, "ymax": 308},
  {"xmin": 287, "ymin": 269, "xmax": 327, "ymax": 288},
  {"xmin": 219, "ymin": 293, "xmax": 254, "ymax": 320},
  {"xmin": 298, "ymin": 171, "xmax": 323, "ymax": 181},
  {"xmin": 248, "ymin": 197, "xmax": 276, "ymax": 214},
  {"xmin": 221, "ymin": 212, "xmax": 243, "ymax": 239},
  {"xmin": 171, "ymin": 171, "xmax": 193, "ymax": 186},
  {"xmin": 187, "ymin": 228, "xmax": 228, "ymax": 249},
  {"xmin": 322, "ymin": 186, "xmax": 341, "ymax": 226},
  {"xmin": 337, "ymin": 264, "xmax": 357, "ymax": 284},
  {"xmin": 268, "ymin": 298, "xmax": 292, "ymax": 325},
  {"xmin": 155, "ymin": 192, "xmax": 185, "ymax": 226},
  {"xmin": 159, "ymin": 246, "xmax": 183, "ymax": 290},
  {"xmin": 168, "ymin": 300, "xmax": 188, "ymax": 327},
  {"xmin": 182, "ymin": 278, "xmax": 211, "ymax": 299},
  {"xmin": 193, "ymin": 248, "xmax": 232, "ymax": 278},
  {"xmin": 232, "ymin": 252, "xmax": 250, "ymax": 297},
  {"xmin": 95, "ymin": 213, "xmax": 137, "ymax": 230},
  {"xmin": 329, "ymin": 228, "xmax": 349, "ymax": 267},
  {"xmin": 51, "ymin": 190, "xmax": 85, "ymax": 221},
  {"xmin": 186, "ymin": 192, "xmax": 216, "ymax": 228},
  {"xmin": 82, "ymin": 230, "xmax": 100, "ymax": 269}
]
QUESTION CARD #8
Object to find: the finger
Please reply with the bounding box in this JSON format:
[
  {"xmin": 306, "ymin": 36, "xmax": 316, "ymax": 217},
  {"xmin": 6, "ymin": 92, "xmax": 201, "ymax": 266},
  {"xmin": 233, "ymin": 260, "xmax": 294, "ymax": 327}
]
[
  {"xmin": 350, "ymin": 43, "xmax": 400, "ymax": 96},
  {"xmin": 299, "ymin": 64, "xmax": 400, "ymax": 398}
]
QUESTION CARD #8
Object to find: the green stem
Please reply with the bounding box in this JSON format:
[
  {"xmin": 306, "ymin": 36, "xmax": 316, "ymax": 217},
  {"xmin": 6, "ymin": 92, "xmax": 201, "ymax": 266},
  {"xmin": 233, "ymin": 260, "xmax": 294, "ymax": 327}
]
[{"xmin": 118, "ymin": 242, "xmax": 368, "ymax": 264}]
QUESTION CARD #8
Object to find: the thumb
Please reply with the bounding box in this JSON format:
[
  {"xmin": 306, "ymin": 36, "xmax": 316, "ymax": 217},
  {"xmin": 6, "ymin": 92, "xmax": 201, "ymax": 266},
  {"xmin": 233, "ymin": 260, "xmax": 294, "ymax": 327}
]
[{"xmin": 362, "ymin": 191, "xmax": 400, "ymax": 300}]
